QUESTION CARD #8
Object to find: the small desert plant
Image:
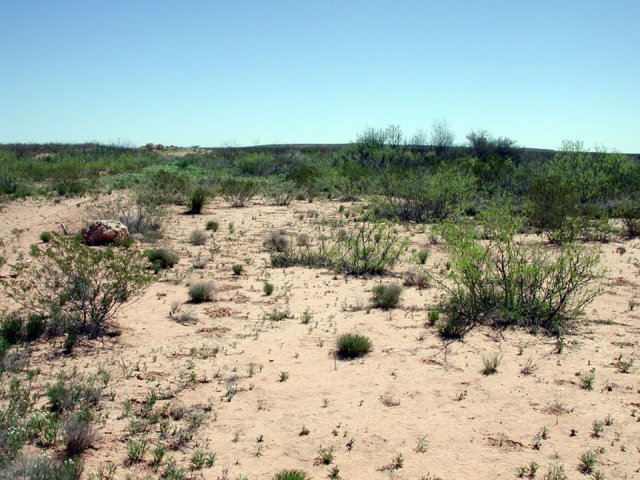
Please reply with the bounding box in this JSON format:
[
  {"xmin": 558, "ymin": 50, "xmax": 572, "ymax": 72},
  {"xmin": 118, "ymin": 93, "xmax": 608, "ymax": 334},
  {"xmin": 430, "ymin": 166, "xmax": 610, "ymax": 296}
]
[
  {"xmin": 417, "ymin": 248, "xmax": 429, "ymax": 264},
  {"xmin": 0, "ymin": 315, "xmax": 23, "ymax": 344},
  {"xmin": 263, "ymin": 281, "xmax": 274, "ymax": 296},
  {"xmin": 145, "ymin": 248, "xmax": 178, "ymax": 273},
  {"xmin": 615, "ymin": 357, "xmax": 633, "ymax": 373},
  {"xmin": 189, "ymin": 229, "xmax": 208, "ymax": 246},
  {"xmin": 403, "ymin": 269, "xmax": 430, "ymax": 289},
  {"xmin": 579, "ymin": 371, "xmax": 595, "ymax": 390},
  {"xmin": 264, "ymin": 231, "xmax": 290, "ymax": 253},
  {"xmin": 189, "ymin": 449, "xmax": 216, "ymax": 470},
  {"xmin": 188, "ymin": 282, "xmax": 214, "ymax": 303},
  {"xmin": 427, "ymin": 309, "xmax": 440, "ymax": 326},
  {"xmin": 371, "ymin": 284, "xmax": 402, "ymax": 309},
  {"xmin": 25, "ymin": 314, "xmax": 45, "ymax": 341},
  {"xmin": 591, "ymin": 419, "xmax": 604, "ymax": 438},
  {"xmin": 39, "ymin": 231, "xmax": 53, "ymax": 243},
  {"xmin": 278, "ymin": 371, "xmax": 289, "ymax": 382},
  {"xmin": 220, "ymin": 178, "xmax": 257, "ymax": 207},
  {"xmin": 336, "ymin": 333, "xmax": 372, "ymax": 359},
  {"xmin": 232, "ymin": 263, "xmax": 243, "ymax": 275},
  {"xmin": 205, "ymin": 220, "xmax": 219, "ymax": 231},
  {"xmin": 62, "ymin": 416, "xmax": 95, "ymax": 456},
  {"xmin": 272, "ymin": 470, "xmax": 311, "ymax": 480},
  {"xmin": 578, "ymin": 449, "xmax": 597, "ymax": 474},
  {"xmin": 188, "ymin": 185, "xmax": 209, "ymax": 214},
  {"xmin": 313, "ymin": 446, "xmax": 334, "ymax": 465},
  {"xmin": 126, "ymin": 438, "xmax": 148, "ymax": 464},
  {"xmin": 542, "ymin": 462, "xmax": 568, "ymax": 480},
  {"xmin": 481, "ymin": 353, "xmax": 502, "ymax": 375}
]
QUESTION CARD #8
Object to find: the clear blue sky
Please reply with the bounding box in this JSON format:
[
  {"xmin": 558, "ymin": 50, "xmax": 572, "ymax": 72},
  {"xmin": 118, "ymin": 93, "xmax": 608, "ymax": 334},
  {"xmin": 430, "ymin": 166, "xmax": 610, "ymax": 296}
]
[{"xmin": 1, "ymin": 1, "xmax": 638, "ymax": 151}]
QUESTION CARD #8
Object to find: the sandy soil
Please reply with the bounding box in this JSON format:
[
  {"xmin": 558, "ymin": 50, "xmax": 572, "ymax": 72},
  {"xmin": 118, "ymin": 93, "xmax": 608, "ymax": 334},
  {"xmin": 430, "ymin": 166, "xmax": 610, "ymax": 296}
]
[{"xmin": 1, "ymin": 194, "xmax": 639, "ymax": 480}]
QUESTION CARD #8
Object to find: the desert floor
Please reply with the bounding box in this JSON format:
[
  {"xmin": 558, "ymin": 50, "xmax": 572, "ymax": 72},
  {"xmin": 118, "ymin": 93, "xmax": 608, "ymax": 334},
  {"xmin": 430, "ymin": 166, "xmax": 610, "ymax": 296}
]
[{"xmin": 1, "ymin": 194, "xmax": 639, "ymax": 480}]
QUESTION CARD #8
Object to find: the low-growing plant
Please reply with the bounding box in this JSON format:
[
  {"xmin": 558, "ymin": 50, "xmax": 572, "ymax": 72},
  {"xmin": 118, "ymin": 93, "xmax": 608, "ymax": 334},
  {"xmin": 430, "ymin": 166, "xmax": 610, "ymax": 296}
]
[
  {"xmin": 417, "ymin": 248, "xmax": 429, "ymax": 264},
  {"xmin": 481, "ymin": 353, "xmax": 502, "ymax": 375},
  {"xmin": 205, "ymin": 220, "xmax": 219, "ymax": 231},
  {"xmin": 188, "ymin": 282, "xmax": 214, "ymax": 303},
  {"xmin": 232, "ymin": 263, "xmax": 243, "ymax": 275},
  {"xmin": 126, "ymin": 438, "xmax": 149, "ymax": 464},
  {"xmin": 273, "ymin": 470, "xmax": 311, "ymax": 480},
  {"xmin": 63, "ymin": 416, "xmax": 95, "ymax": 456},
  {"xmin": 145, "ymin": 248, "xmax": 178, "ymax": 273},
  {"xmin": 189, "ymin": 449, "xmax": 216, "ymax": 470},
  {"xmin": 0, "ymin": 315, "xmax": 23, "ymax": 344},
  {"xmin": 403, "ymin": 268, "xmax": 430, "ymax": 289},
  {"xmin": 39, "ymin": 231, "xmax": 53, "ymax": 243},
  {"xmin": 579, "ymin": 371, "xmax": 595, "ymax": 391},
  {"xmin": 314, "ymin": 445, "xmax": 334, "ymax": 465},
  {"xmin": 372, "ymin": 284, "xmax": 402, "ymax": 309},
  {"xmin": 542, "ymin": 462, "xmax": 568, "ymax": 480},
  {"xmin": 336, "ymin": 333, "xmax": 372, "ymax": 359},
  {"xmin": 427, "ymin": 309, "xmax": 440, "ymax": 326},
  {"xmin": 578, "ymin": 449, "xmax": 597, "ymax": 474},
  {"xmin": 592, "ymin": 419, "xmax": 604, "ymax": 438},
  {"xmin": 189, "ymin": 229, "xmax": 208, "ymax": 246},
  {"xmin": 263, "ymin": 281, "xmax": 274, "ymax": 296}
]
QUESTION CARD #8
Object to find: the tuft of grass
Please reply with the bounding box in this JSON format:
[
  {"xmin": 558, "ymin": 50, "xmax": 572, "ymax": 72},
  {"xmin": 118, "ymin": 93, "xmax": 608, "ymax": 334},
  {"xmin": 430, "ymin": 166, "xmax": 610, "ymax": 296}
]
[
  {"xmin": 205, "ymin": 220, "xmax": 219, "ymax": 232},
  {"xmin": 427, "ymin": 309, "xmax": 440, "ymax": 326},
  {"xmin": 189, "ymin": 229, "xmax": 208, "ymax": 246},
  {"xmin": 578, "ymin": 449, "xmax": 597, "ymax": 474},
  {"xmin": 232, "ymin": 263, "xmax": 243, "ymax": 275},
  {"xmin": 39, "ymin": 231, "xmax": 53, "ymax": 243},
  {"xmin": 313, "ymin": 446, "xmax": 334, "ymax": 465},
  {"xmin": 578, "ymin": 371, "xmax": 595, "ymax": 390},
  {"xmin": 126, "ymin": 438, "xmax": 148, "ymax": 464},
  {"xmin": 417, "ymin": 248, "xmax": 429, "ymax": 264},
  {"xmin": 273, "ymin": 471, "xmax": 311, "ymax": 480},
  {"xmin": 263, "ymin": 281, "xmax": 274, "ymax": 296},
  {"xmin": 372, "ymin": 283, "xmax": 402, "ymax": 310},
  {"xmin": 188, "ymin": 282, "xmax": 214, "ymax": 303},
  {"xmin": 336, "ymin": 333, "xmax": 372, "ymax": 360},
  {"xmin": 481, "ymin": 353, "xmax": 502, "ymax": 375}
]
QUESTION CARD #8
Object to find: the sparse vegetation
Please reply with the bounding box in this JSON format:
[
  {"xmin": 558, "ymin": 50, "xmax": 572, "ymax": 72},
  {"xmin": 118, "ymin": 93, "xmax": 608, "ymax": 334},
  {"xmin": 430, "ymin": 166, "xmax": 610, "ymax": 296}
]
[
  {"xmin": 371, "ymin": 283, "xmax": 402, "ymax": 309},
  {"xmin": 188, "ymin": 281, "xmax": 215, "ymax": 303}
]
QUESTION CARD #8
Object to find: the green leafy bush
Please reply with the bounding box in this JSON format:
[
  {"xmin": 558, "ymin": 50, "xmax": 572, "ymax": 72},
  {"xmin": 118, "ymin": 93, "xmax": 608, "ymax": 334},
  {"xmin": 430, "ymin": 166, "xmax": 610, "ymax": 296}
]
[
  {"xmin": 219, "ymin": 178, "xmax": 257, "ymax": 207},
  {"xmin": 188, "ymin": 282, "xmax": 214, "ymax": 303},
  {"xmin": 263, "ymin": 282, "xmax": 274, "ymax": 296},
  {"xmin": 0, "ymin": 315, "xmax": 23, "ymax": 345},
  {"xmin": 40, "ymin": 231, "xmax": 53, "ymax": 243},
  {"xmin": 145, "ymin": 248, "xmax": 178, "ymax": 273},
  {"xmin": 0, "ymin": 234, "xmax": 154, "ymax": 338},
  {"xmin": 336, "ymin": 333, "xmax": 372, "ymax": 359},
  {"xmin": 232, "ymin": 263, "xmax": 243, "ymax": 275},
  {"xmin": 333, "ymin": 219, "xmax": 408, "ymax": 275},
  {"xmin": 205, "ymin": 220, "xmax": 219, "ymax": 232},
  {"xmin": 435, "ymin": 218, "xmax": 602, "ymax": 339},
  {"xmin": 372, "ymin": 284, "xmax": 402, "ymax": 309}
]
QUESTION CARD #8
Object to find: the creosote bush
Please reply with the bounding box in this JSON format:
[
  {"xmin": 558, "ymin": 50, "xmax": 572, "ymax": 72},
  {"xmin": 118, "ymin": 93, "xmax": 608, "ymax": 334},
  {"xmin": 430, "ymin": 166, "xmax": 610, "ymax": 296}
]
[
  {"xmin": 434, "ymin": 216, "xmax": 602, "ymax": 339},
  {"xmin": 188, "ymin": 282, "xmax": 214, "ymax": 303},
  {"xmin": 336, "ymin": 333, "xmax": 372, "ymax": 359},
  {"xmin": 219, "ymin": 178, "xmax": 257, "ymax": 207},
  {"xmin": 372, "ymin": 284, "xmax": 402, "ymax": 309},
  {"xmin": 1, "ymin": 234, "xmax": 154, "ymax": 339}
]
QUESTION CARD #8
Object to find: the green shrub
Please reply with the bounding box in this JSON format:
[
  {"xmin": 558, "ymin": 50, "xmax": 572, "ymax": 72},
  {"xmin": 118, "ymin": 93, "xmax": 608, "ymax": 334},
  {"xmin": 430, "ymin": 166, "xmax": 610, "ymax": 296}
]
[
  {"xmin": 435, "ymin": 218, "xmax": 602, "ymax": 339},
  {"xmin": 374, "ymin": 165, "xmax": 476, "ymax": 222},
  {"xmin": 333, "ymin": 219, "xmax": 408, "ymax": 275},
  {"xmin": 188, "ymin": 282, "xmax": 214, "ymax": 303},
  {"xmin": 1, "ymin": 234, "xmax": 154, "ymax": 338},
  {"xmin": 417, "ymin": 248, "xmax": 429, "ymax": 264},
  {"xmin": 0, "ymin": 455, "xmax": 83, "ymax": 480},
  {"xmin": 264, "ymin": 231, "xmax": 291, "ymax": 253},
  {"xmin": 615, "ymin": 199, "xmax": 640, "ymax": 238},
  {"xmin": 232, "ymin": 263, "xmax": 243, "ymax": 275},
  {"xmin": 219, "ymin": 178, "xmax": 257, "ymax": 207},
  {"xmin": 273, "ymin": 471, "xmax": 311, "ymax": 480},
  {"xmin": 62, "ymin": 416, "xmax": 95, "ymax": 456},
  {"xmin": 188, "ymin": 186, "xmax": 209, "ymax": 214},
  {"xmin": 481, "ymin": 353, "xmax": 502, "ymax": 375},
  {"xmin": 205, "ymin": 220, "xmax": 219, "ymax": 232},
  {"xmin": 0, "ymin": 315, "xmax": 23, "ymax": 344},
  {"xmin": 263, "ymin": 282, "xmax": 274, "ymax": 296},
  {"xmin": 25, "ymin": 315, "xmax": 45, "ymax": 341},
  {"xmin": 263, "ymin": 181, "xmax": 295, "ymax": 206},
  {"xmin": 39, "ymin": 231, "xmax": 53, "ymax": 243},
  {"xmin": 427, "ymin": 309, "xmax": 440, "ymax": 326},
  {"xmin": 372, "ymin": 284, "xmax": 402, "ymax": 309},
  {"xmin": 336, "ymin": 333, "xmax": 372, "ymax": 359},
  {"xmin": 145, "ymin": 248, "xmax": 178, "ymax": 273}
]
